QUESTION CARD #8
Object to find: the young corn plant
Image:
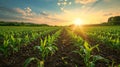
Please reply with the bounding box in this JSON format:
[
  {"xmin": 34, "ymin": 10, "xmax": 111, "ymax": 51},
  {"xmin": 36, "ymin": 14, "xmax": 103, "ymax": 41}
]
[
  {"xmin": 24, "ymin": 57, "xmax": 43, "ymax": 67},
  {"xmin": 31, "ymin": 32, "xmax": 39, "ymax": 41},
  {"xmin": 9, "ymin": 35, "xmax": 18, "ymax": 53},
  {"xmin": 66, "ymin": 29, "xmax": 84, "ymax": 46},
  {"xmin": 0, "ymin": 34, "xmax": 10, "ymax": 57},
  {"xmin": 0, "ymin": 39, "xmax": 9, "ymax": 57},
  {"xmin": 74, "ymin": 41, "xmax": 109, "ymax": 67},
  {"xmin": 110, "ymin": 37, "xmax": 120, "ymax": 49},
  {"xmin": 8, "ymin": 34, "xmax": 22, "ymax": 53},
  {"xmin": 24, "ymin": 37, "xmax": 58, "ymax": 67},
  {"xmin": 24, "ymin": 34, "xmax": 30, "ymax": 46},
  {"xmin": 24, "ymin": 30, "xmax": 61, "ymax": 67},
  {"xmin": 68, "ymin": 29, "xmax": 109, "ymax": 67}
]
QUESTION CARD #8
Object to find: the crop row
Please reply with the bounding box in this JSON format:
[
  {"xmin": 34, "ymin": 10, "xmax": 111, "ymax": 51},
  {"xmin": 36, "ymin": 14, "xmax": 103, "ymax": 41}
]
[
  {"xmin": 71, "ymin": 26, "xmax": 120, "ymax": 50},
  {"xmin": 0, "ymin": 26, "xmax": 61, "ymax": 57},
  {"xmin": 69, "ymin": 26, "xmax": 120, "ymax": 66},
  {"xmin": 66, "ymin": 28, "xmax": 110, "ymax": 67},
  {"xmin": 84, "ymin": 26, "xmax": 120, "ymax": 49},
  {"xmin": 24, "ymin": 28, "xmax": 62, "ymax": 67}
]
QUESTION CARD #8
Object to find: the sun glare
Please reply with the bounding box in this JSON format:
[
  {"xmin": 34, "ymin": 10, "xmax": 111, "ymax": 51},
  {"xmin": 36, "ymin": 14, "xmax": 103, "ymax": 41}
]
[{"xmin": 74, "ymin": 18, "xmax": 83, "ymax": 26}]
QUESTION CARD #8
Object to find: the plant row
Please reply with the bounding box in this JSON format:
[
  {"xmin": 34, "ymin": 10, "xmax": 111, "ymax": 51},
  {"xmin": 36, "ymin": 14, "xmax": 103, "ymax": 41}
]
[
  {"xmin": 66, "ymin": 28, "xmax": 110, "ymax": 67},
  {"xmin": 85, "ymin": 26, "xmax": 120, "ymax": 50},
  {"xmin": 24, "ymin": 29, "xmax": 62, "ymax": 67},
  {"xmin": 0, "ymin": 26, "xmax": 60, "ymax": 57}
]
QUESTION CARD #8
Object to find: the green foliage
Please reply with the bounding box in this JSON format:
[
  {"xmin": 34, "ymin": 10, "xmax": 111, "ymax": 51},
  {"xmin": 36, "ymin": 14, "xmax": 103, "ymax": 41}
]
[
  {"xmin": 24, "ymin": 29, "xmax": 61, "ymax": 67},
  {"xmin": 118, "ymin": 64, "xmax": 120, "ymax": 67},
  {"xmin": 0, "ymin": 21, "xmax": 49, "ymax": 26},
  {"xmin": 0, "ymin": 26, "xmax": 60, "ymax": 57},
  {"xmin": 69, "ymin": 26, "xmax": 120, "ymax": 67},
  {"xmin": 85, "ymin": 26, "xmax": 120, "ymax": 50},
  {"xmin": 0, "ymin": 39, "xmax": 9, "ymax": 57},
  {"xmin": 68, "ymin": 27, "xmax": 110, "ymax": 67},
  {"xmin": 74, "ymin": 41, "xmax": 109, "ymax": 67},
  {"xmin": 108, "ymin": 16, "xmax": 120, "ymax": 25},
  {"xmin": 24, "ymin": 57, "xmax": 43, "ymax": 67},
  {"xmin": 34, "ymin": 30, "xmax": 61, "ymax": 60}
]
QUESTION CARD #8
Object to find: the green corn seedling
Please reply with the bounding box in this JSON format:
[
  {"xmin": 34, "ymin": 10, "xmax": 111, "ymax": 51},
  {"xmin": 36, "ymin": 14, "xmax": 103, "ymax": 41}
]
[
  {"xmin": 24, "ymin": 29, "xmax": 61, "ymax": 67},
  {"xmin": 24, "ymin": 34, "xmax": 30, "ymax": 46},
  {"xmin": 0, "ymin": 39, "xmax": 9, "ymax": 57},
  {"xmin": 74, "ymin": 41, "xmax": 109, "ymax": 67},
  {"xmin": 24, "ymin": 57, "xmax": 43, "ymax": 67}
]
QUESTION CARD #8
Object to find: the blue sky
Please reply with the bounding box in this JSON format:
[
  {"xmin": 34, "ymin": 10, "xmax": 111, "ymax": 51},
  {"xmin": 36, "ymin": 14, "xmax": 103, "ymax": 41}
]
[{"xmin": 0, "ymin": 0, "xmax": 120, "ymax": 25}]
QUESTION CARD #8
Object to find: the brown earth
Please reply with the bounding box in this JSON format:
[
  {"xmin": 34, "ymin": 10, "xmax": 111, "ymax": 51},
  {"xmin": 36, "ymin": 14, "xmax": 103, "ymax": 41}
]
[{"xmin": 45, "ymin": 29, "xmax": 85, "ymax": 67}]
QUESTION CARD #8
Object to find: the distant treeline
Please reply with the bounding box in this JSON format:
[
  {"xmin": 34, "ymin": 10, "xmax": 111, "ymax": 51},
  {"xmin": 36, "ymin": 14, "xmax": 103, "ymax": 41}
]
[
  {"xmin": 90, "ymin": 16, "xmax": 120, "ymax": 26},
  {"xmin": 100, "ymin": 16, "xmax": 120, "ymax": 26},
  {"xmin": 86, "ymin": 16, "xmax": 120, "ymax": 26},
  {"xmin": 0, "ymin": 21, "xmax": 49, "ymax": 26},
  {"xmin": 108, "ymin": 16, "xmax": 120, "ymax": 25}
]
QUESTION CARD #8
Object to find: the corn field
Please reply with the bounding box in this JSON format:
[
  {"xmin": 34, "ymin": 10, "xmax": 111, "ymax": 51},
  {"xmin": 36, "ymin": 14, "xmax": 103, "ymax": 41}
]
[{"xmin": 0, "ymin": 26, "xmax": 120, "ymax": 67}]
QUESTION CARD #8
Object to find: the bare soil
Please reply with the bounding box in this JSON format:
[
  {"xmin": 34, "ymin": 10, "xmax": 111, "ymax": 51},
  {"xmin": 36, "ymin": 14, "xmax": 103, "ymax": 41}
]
[{"xmin": 45, "ymin": 29, "xmax": 85, "ymax": 67}]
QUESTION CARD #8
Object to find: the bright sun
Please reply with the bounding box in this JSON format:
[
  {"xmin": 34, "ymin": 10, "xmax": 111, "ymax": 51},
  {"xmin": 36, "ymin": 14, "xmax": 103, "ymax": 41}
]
[{"xmin": 74, "ymin": 18, "xmax": 83, "ymax": 26}]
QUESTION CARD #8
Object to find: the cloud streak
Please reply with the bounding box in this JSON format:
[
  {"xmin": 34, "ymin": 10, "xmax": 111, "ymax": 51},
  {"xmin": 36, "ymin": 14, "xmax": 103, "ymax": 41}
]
[
  {"xmin": 0, "ymin": 6, "xmax": 36, "ymax": 21},
  {"xmin": 24, "ymin": 7, "xmax": 34, "ymax": 16},
  {"xmin": 75, "ymin": 0, "xmax": 97, "ymax": 4},
  {"xmin": 40, "ymin": 11, "xmax": 49, "ymax": 16},
  {"xmin": 14, "ymin": 8, "xmax": 26, "ymax": 16}
]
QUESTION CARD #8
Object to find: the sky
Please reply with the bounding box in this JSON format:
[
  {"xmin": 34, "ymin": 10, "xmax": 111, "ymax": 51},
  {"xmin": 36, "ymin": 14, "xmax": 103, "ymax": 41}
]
[{"xmin": 0, "ymin": 0, "xmax": 120, "ymax": 25}]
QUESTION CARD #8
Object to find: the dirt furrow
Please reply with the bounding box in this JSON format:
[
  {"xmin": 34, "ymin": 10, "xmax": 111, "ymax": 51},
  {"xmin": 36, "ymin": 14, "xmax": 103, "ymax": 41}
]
[{"xmin": 45, "ymin": 29, "xmax": 84, "ymax": 67}]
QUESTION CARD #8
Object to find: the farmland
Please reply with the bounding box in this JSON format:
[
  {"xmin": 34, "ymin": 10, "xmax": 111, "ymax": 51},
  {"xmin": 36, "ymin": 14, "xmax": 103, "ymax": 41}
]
[{"xmin": 0, "ymin": 26, "xmax": 120, "ymax": 67}]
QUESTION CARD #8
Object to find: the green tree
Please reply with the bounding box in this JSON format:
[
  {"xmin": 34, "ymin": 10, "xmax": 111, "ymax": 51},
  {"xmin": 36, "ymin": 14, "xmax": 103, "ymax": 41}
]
[{"xmin": 108, "ymin": 16, "xmax": 120, "ymax": 25}]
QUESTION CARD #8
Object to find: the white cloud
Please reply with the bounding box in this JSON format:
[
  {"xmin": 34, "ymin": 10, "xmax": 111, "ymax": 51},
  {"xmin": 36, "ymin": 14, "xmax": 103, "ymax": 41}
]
[
  {"xmin": 25, "ymin": 7, "xmax": 32, "ymax": 13},
  {"xmin": 104, "ymin": 0, "xmax": 110, "ymax": 2},
  {"xmin": 14, "ymin": 7, "xmax": 34, "ymax": 16},
  {"xmin": 24, "ymin": 7, "xmax": 33, "ymax": 16},
  {"xmin": 57, "ymin": 0, "xmax": 72, "ymax": 11},
  {"xmin": 40, "ymin": 11, "xmax": 49, "ymax": 16},
  {"xmin": 14, "ymin": 8, "xmax": 26, "ymax": 16},
  {"xmin": 75, "ymin": 0, "xmax": 97, "ymax": 4}
]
